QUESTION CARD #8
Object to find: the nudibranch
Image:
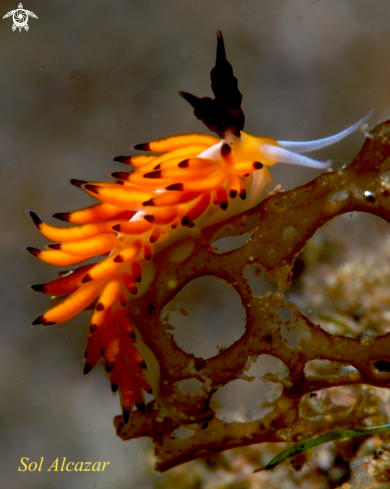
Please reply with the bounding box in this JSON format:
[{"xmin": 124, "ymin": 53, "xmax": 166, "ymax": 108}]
[{"xmin": 28, "ymin": 31, "xmax": 370, "ymax": 424}]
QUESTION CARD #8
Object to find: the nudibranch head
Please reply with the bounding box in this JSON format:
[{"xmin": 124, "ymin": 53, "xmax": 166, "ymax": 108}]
[{"xmin": 28, "ymin": 31, "xmax": 370, "ymax": 424}]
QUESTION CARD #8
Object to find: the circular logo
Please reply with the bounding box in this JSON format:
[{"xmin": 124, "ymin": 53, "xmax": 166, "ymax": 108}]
[{"xmin": 12, "ymin": 8, "xmax": 28, "ymax": 31}]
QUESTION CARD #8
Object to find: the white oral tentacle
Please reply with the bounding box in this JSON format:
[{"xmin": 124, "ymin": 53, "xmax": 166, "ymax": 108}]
[
  {"xmin": 277, "ymin": 110, "xmax": 374, "ymax": 154},
  {"xmin": 261, "ymin": 144, "xmax": 331, "ymax": 169}
]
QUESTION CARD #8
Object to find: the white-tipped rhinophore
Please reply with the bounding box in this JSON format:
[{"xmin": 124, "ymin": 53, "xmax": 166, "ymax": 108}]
[{"xmin": 277, "ymin": 110, "xmax": 373, "ymax": 155}]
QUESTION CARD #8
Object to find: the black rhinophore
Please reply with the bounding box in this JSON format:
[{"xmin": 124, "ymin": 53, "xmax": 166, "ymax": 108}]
[{"xmin": 179, "ymin": 31, "xmax": 245, "ymax": 138}]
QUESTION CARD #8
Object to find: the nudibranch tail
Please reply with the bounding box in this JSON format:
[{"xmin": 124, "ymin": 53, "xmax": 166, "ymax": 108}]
[{"xmin": 29, "ymin": 31, "xmax": 369, "ymax": 424}]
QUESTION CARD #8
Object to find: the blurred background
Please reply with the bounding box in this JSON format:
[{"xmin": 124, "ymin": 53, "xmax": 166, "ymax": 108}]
[{"xmin": 2, "ymin": 0, "xmax": 390, "ymax": 487}]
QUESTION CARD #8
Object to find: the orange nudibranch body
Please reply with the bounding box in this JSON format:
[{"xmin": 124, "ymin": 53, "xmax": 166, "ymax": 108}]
[
  {"xmin": 27, "ymin": 130, "xmax": 280, "ymax": 422},
  {"xmin": 28, "ymin": 31, "xmax": 370, "ymax": 424},
  {"xmin": 29, "ymin": 130, "xmax": 280, "ymax": 325}
]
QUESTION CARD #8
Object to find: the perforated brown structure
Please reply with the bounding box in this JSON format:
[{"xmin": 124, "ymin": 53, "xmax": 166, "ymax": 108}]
[{"xmin": 114, "ymin": 120, "xmax": 390, "ymax": 472}]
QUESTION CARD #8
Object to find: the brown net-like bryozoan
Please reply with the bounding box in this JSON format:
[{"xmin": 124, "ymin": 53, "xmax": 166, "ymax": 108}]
[{"xmin": 114, "ymin": 120, "xmax": 390, "ymax": 472}]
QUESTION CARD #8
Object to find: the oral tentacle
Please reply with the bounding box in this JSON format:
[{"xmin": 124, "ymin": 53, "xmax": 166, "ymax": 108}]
[
  {"xmin": 261, "ymin": 144, "xmax": 331, "ymax": 169},
  {"xmin": 277, "ymin": 110, "xmax": 373, "ymax": 154}
]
